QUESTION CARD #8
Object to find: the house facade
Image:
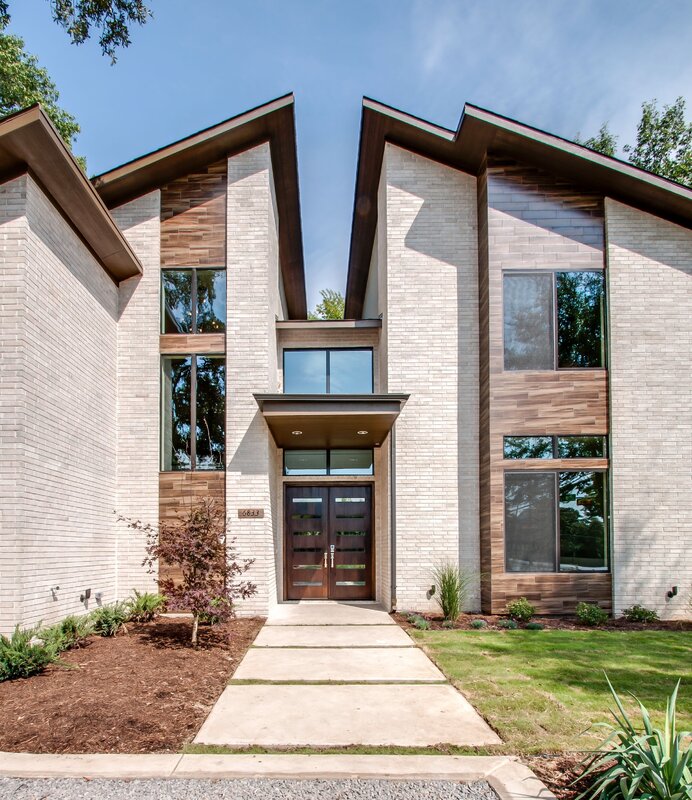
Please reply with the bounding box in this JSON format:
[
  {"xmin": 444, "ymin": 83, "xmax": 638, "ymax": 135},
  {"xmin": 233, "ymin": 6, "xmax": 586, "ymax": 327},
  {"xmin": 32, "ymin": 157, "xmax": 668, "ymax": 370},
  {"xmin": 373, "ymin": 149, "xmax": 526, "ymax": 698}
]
[{"xmin": 1, "ymin": 95, "xmax": 690, "ymax": 632}]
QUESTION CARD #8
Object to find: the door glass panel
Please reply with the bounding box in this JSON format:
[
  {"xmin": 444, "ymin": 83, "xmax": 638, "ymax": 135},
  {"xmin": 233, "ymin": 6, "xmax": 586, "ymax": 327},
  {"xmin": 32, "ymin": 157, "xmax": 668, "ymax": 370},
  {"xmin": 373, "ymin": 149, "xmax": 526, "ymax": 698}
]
[
  {"xmin": 505, "ymin": 473, "xmax": 556, "ymax": 572},
  {"xmin": 161, "ymin": 356, "xmax": 192, "ymax": 470},
  {"xmin": 284, "ymin": 450, "xmax": 328, "ymax": 475},
  {"xmin": 196, "ymin": 269, "xmax": 226, "ymax": 333},
  {"xmin": 335, "ymin": 497, "xmax": 366, "ymax": 502},
  {"xmin": 161, "ymin": 270, "xmax": 193, "ymax": 334},
  {"xmin": 329, "ymin": 350, "xmax": 373, "ymax": 394},
  {"xmin": 559, "ymin": 471, "xmax": 607, "ymax": 571},
  {"xmin": 503, "ymin": 273, "xmax": 554, "ymax": 370},
  {"xmin": 330, "ymin": 449, "xmax": 374, "ymax": 475},
  {"xmin": 284, "ymin": 350, "xmax": 327, "ymax": 393},
  {"xmin": 557, "ymin": 272, "xmax": 604, "ymax": 368}
]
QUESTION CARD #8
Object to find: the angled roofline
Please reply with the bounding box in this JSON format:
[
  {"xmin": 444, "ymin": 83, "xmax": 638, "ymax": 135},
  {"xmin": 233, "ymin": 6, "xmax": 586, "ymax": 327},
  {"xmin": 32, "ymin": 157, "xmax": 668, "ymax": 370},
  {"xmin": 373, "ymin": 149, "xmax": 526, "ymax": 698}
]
[
  {"xmin": 345, "ymin": 97, "xmax": 692, "ymax": 318},
  {"xmin": 0, "ymin": 105, "xmax": 142, "ymax": 282},
  {"xmin": 93, "ymin": 94, "xmax": 307, "ymax": 318}
]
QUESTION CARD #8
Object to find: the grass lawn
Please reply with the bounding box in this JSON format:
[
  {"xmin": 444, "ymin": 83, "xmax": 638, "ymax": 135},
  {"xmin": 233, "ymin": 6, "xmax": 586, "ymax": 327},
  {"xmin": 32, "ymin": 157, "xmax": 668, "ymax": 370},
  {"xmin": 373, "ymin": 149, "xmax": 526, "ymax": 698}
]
[{"xmin": 410, "ymin": 629, "xmax": 692, "ymax": 755}]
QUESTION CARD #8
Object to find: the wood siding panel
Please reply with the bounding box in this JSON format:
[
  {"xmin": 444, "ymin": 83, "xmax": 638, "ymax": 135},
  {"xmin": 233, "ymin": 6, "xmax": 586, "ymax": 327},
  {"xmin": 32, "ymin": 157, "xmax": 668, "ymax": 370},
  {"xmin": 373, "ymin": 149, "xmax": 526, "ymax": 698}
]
[
  {"xmin": 160, "ymin": 161, "xmax": 227, "ymax": 267},
  {"xmin": 480, "ymin": 158, "xmax": 611, "ymax": 613},
  {"xmin": 159, "ymin": 333, "xmax": 226, "ymax": 354}
]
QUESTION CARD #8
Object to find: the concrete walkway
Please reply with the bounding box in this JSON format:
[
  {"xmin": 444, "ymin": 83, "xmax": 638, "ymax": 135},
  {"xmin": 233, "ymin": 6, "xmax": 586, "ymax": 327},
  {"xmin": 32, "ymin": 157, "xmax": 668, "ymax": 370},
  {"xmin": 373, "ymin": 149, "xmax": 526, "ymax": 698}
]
[{"xmin": 194, "ymin": 602, "xmax": 501, "ymax": 748}]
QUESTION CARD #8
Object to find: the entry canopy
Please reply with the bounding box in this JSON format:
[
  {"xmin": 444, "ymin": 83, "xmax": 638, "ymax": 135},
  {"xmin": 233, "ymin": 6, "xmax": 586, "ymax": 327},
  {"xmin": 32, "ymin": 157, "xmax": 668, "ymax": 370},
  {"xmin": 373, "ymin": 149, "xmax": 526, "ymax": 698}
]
[{"xmin": 254, "ymin": 394, "xmax": 409, "ymax": 449}]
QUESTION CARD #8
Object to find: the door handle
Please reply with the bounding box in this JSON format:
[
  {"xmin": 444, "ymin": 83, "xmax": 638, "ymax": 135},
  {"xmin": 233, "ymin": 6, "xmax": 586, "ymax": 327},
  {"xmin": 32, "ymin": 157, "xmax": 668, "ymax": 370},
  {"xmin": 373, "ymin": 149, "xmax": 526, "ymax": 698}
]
[{"xmin": 330, "ymin": 544, "xmax": 335, "ymax": 568}]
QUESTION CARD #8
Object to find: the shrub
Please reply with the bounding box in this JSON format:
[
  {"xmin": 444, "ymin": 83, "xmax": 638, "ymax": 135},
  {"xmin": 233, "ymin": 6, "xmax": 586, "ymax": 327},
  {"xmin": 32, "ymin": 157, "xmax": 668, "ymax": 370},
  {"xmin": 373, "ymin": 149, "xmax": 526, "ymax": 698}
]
[
  {"xmin": 126, "ymin": 590, "xmax": 166, "ymax": 623},
  {"xmin": 0, "ymin": 625, "xmax": 60, "ymax": 681},
  {"xmin": 470, "ymin": 619, "xmax": 488, "ymax": 629},
  {"xmin": 497, "ymin": 618, "xmax": 518, "ymax": 630},
  {"xmin": 576, "ymin": 602, "xmax": 609, "ymax": 627},
  {"xmin": 506, "ymin": 597, "xmax": 536, "ymax": 622},
  {"xmin": 39, "ymin": 614, "xmax": 93, "ymax": 652},
  {"xmin": 579, "ymin": 676, "xmax": 691, "ymax": 800},
  {"xmin": 622, "ymin": 604, "xmax": 659, "ymax": 623},
  {"xmin": 525, "ymin": 622, "xmax": 544, "ymax": 630},
  {"xmin": 431, "ymin": 562, "xmax": 478, "ymax": 622},
  {"xmin": 412, "ymin": 616, "xmax": 430, "ymax": 630},
  {"xmin": 441, "ymin": 619, "xmax": 455, "ymax": 629},
  {"xmin": 91, "ymin": 602, "xmax": 130, "ymax": 637}
]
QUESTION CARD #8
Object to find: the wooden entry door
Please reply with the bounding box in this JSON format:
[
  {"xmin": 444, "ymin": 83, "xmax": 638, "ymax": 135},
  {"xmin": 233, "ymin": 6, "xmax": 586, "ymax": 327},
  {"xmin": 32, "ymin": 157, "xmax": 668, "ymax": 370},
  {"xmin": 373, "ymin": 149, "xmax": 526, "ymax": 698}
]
[{"xmin": 285, "ymin": 485, "xmax": 373, "ymax": 601}]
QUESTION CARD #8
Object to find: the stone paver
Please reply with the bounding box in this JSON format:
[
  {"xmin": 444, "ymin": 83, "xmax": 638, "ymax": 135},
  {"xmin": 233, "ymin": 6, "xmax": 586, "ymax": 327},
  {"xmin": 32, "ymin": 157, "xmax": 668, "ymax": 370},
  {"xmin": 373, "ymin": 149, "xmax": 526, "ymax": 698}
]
[
  {"xmin": 266, "ymin": 602, "xmax": 394, "ymax": 626},
  {"xmin": 253, "ymin": 624, "xmax": 413, "ymax": 648},
  {"xmin": 232, "ymin": 645, "xmax": 445, "ymax": 682},
  {"xmin": 194, "ymin": 684, "xmax": 502, "ymax": 747}
]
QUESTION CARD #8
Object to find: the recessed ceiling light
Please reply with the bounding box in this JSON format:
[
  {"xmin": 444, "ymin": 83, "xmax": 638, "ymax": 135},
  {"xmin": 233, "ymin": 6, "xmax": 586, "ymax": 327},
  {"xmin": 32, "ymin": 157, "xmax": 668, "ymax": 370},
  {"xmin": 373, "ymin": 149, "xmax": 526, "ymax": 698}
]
[
  {"xmin": 291, "ymin": 430, "xmax": 303, "ymax": 435},
  {"xmin": 357, "ymin": 430, "xmax": 368, "ymax": 435}
]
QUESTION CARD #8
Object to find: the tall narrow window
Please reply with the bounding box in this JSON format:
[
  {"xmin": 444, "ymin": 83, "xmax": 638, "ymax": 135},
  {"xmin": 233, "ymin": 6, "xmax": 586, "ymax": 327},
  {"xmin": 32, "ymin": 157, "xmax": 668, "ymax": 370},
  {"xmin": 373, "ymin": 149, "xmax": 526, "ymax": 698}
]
[
  {"xmin": 503, "ymin": 273, "xmax": 554, "ymax": 370},
  {"xmin": 559, "ymin": 471, "xmax": 607, "ymax": 571},
  {"xmin": 504, "ymin": 473, "xmax": 557, "ymax": 572},
  {"xmin": 161, "ymin": 268, "xmax": 226, "ymax": 334},
  {"xmin": 161, "ymin": 355, "xmax": 225, "ymax": 471}
]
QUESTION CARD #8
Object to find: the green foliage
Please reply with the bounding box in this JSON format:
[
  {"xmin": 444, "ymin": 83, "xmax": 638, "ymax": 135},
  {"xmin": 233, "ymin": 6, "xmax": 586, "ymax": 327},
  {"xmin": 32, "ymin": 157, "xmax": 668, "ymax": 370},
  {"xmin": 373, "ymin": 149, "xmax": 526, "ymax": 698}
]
[
  {"xmin": 577, "ymin": 123, "xmax": 618, "ymax": 157},
  {"xmin": 441, "ymin": 619, "xmax": 455, "ymax": 629},
  {"xmin": 91, "ymin": 602, "xmax": 129, "ymax": 637},
  {"xmin": 624, "ymin": 97, "xmax": 692, "ymax": 187},
  {"xmin": 199, "ymin": 596, "xmax": 232, "ymax": 626},
  {"xmin": 578, "ymin": 676, "xmax": 691, "ymax": 800},
  {"xmin": 506, "ymin": 597, "xmax": 536, "ymax": 623},
  {"xmin": 576, "ymin": 602, "xmax": 609, "ymax": 627},
  {"xmin": 525, "ymin": 622, "xmax": 545, "ymax": 631},
  {"xmin": 39, "ymin": 614, "xmax": 93, "ymax": 652},
  {"xmin": 126, "ymin": 590, "xmax": 166, "ymax": 623},
  {"xmin": 470, "ymin": 619, "xmax": 488, "ymax": 629},
  {"xmin": 497, "ymin": 618, "xmax": 519, "ymax": 630},
  {"xmin": 308, "ymin": 289, "xmax": 345, "ymax": 320},
  {"xmin": 412, "ymin": 616, "xmax": 430, "ymax": 630},
  {"xmin": 0, "ymin": 624, "xmax": 60, "ymax": 681},
  {"xmin": 431, "ymin": 562, "xmax": 478, "ymax": 622},
  {"xmin": 622, "ymin": 604, "xmax": 660, "ymax": 624}
]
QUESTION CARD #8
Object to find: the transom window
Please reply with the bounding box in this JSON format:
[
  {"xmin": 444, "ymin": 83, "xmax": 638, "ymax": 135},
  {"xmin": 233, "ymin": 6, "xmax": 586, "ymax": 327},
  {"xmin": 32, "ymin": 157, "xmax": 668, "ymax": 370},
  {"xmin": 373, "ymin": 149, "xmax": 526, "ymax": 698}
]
[
  {"xmin": 161, "ymin": 268, "xmax": 226, "ymax": 334},
  {"xmin": 504, "ymin": 470, "xmax": 608, "ymax": 573},
  {"xmin": 503, "ymin": 436, "xmax": 607, "ymax": 459},
  {"xmin": 503, "ymin": 271, "xmax": 605, "ymax": 370},
  {"xmin": 161, "ymin": 355, "xmax": 225, "ymax": 471},
  {"xmin": 284, "ymin": 449, "xmax": 374, "ymax": 476},
  {"xmin": 283, "ymin": 348, "xmax": 373, "ymax": 394}
]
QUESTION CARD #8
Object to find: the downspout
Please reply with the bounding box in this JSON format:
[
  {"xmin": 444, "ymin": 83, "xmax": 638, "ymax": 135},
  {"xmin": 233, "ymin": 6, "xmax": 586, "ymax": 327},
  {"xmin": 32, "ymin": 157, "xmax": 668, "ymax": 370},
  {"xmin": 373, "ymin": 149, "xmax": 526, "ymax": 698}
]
[{"xmin": 390, "ymin": 424, "xmax": 397, "ymax": 612}]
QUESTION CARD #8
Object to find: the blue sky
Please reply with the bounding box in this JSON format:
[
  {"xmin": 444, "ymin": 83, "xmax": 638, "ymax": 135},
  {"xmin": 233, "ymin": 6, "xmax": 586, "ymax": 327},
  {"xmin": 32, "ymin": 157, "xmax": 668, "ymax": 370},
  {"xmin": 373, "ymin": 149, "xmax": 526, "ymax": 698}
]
[{"xmin": 9, "ymin": 0, "xmax": 692, "ymax": 309}]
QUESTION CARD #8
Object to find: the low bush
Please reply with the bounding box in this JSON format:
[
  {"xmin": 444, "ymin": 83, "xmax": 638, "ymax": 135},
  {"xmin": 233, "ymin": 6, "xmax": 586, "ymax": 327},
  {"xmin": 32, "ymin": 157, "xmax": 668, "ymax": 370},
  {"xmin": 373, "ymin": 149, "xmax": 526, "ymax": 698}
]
[
  {"xmin": 412, "ymin": 616, "xmax": 430, "ymax": 630},
  {"xmin": 470, "ymin": 619, "xmax": 488, "ymax": 629},
  {"xmin": 506, "ymin": 597, "xmax": 536, "ymax": 623},
  {"xmin": 497, "ymin": 618, "xmax": 518, "ymax": 630},
  {"xmin": 576, "ymin": 602, "xmax": 609, "ymax": 627},
  {"xmin": 39, "ymin": 614, "xmax": 93, "ymax": 652},
  {"xmin": 199, "ymin": 596, "xmax": 232, "ymax": 626},
  {"xmin": 0, "ymin": 625, "xmax": 60, "ymax": 681},
  {"xmin": 579, "ymin": 676, "xmax": 691, "ymax": 800},
  {"xmin": 431, "ymin": 562, "xmax": 477, "ymax": 622},
  {"xmin": 91, "ymin": 602, "xmax": 130, "ymax": 637},
  {"xmin": 441, "ymin": 619, "xmax": 455, "ymax": 629},
  {"xmin": 525, "ymin": 622, "xmax": 544, "ymax": 630},
  {"xmin": 126, "ymin": 590, "xmax": 166, "ymax": 623},
  {"xmin": 622, "ymin": 604, "xmax": 659, "ymax": 623}
]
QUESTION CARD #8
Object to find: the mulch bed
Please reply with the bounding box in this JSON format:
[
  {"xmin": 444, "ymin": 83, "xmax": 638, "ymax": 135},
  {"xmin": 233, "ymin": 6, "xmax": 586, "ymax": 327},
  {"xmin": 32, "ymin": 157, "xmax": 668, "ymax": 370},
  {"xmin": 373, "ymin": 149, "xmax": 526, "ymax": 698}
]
[
  {"xmin": 525, "ymin": 755, "xmax": 599, "ymax": 800},
  {"xmin": 0, "ymin": 615, "xmax": 263, "ymax": 754},
  {"xmin": 394, "ymin": 611, "xmax": 692, "ymax": 632}
]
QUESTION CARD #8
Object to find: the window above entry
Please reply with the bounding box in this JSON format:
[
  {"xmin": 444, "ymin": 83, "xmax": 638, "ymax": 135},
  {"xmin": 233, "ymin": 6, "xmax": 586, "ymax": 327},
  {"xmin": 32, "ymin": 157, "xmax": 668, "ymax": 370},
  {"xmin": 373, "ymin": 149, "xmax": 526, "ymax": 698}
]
[
  {"xmin": 161, "ymin": 268, "xmax": 226, "ymax": 334},
  {"xmin": 283, "ymin": 348, "xmax": 373, "ymax": 394}
]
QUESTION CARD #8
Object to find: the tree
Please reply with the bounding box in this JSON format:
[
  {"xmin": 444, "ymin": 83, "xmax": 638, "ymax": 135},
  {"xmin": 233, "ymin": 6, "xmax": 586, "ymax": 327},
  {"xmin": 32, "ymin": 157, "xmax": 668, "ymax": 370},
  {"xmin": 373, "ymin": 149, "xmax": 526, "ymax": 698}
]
[
  {"xmin": 309, "ymin": 288, "xmax": 345, "ymax": 320},
  {"xmin": 576, "ymin": 123, "xmax": 618, "ymax": 157},
  {"xmin": 120, "ymin": 498, "xmax": 257, "ymax": 646},
  {"xmin": 623, "ymin": 97, "xmax": 692, "ymax": 187},
  {"xmin": 0, "ymin": 0, "xmax": 151, "ymax": 62}
]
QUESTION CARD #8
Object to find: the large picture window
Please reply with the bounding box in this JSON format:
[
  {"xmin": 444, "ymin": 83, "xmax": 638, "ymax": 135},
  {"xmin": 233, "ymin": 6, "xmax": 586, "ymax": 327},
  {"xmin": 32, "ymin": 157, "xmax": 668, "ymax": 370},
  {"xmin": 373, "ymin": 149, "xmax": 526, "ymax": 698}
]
[
  {"xmin": 504, "ymin": 470, "xmax": 608, "ymax": 573},
  {"xmin": 161, "ymin": 355, "xmax": 225, "ymax": 471},
  {"xmin": 503, "ymin": 271, "xmax": 604, "ymax": 370},
  {"xmin": 283, "ymin": 348, "xmax": 373, "ymax": 394},
  {"xmin": 161, "ymin": 268, "xmax": 226, "ymax": 334}
]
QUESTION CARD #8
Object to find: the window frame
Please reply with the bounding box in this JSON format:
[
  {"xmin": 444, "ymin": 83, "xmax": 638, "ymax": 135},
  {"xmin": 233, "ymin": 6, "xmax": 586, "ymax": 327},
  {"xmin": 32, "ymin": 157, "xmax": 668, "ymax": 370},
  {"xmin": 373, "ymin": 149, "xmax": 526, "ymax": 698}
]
[
  {"xmin": 161, "ymin": 266, "xmax": 226, "ymax": 335},
  {"xmin": 282, "ymin": 347, "xmax": 374, "ymax": 394},
  {"xmin": 160, "ymin": 353, "xmax": 226, "ymax": 472},
  {"xmin": 503, "ymin": 468, "xmax": 609, "ymax": 574},
  {"xmin": 502, "ymin": 269, "xmax": 606, "ymax": 372},
  {"xmin": 283, "ymin": 448, "xmax": 375, "ymax": 476}
]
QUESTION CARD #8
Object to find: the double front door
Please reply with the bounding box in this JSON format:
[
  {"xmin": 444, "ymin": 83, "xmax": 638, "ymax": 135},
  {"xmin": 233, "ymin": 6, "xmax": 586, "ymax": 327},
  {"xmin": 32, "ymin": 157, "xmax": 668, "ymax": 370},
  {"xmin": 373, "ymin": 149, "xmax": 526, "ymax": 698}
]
[{"xmin": 285, "ymin": 485, "xmax": 373, "ymax": 601}]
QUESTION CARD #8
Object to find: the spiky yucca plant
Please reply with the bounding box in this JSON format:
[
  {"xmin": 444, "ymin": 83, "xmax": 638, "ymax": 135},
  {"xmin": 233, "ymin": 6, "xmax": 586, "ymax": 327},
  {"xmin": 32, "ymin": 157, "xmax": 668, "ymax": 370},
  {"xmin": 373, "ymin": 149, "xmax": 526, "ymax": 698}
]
[{"xmin": 579, "ymin": 676, "xmax": 691, "ymax": 800}]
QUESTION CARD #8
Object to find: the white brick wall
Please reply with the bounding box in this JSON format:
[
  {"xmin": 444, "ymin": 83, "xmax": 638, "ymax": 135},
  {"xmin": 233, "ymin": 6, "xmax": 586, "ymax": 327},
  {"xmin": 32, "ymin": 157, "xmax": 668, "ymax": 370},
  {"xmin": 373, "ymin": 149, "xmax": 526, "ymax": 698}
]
[
  {"xmin": 0, "ymin": 175, "xmax": 120, "ymax": 632},
  {"xmin": 379, "ymin": 145, "xmax": 480, "ymax": 612},
  {"xmin": 226, "ymin": 144, "xmax": 282, "ymax": 615},
  {"xmin": 113, "ymin": 192, "xmax": 161, "ymax": 596},
  {"xmin": 606, "ymin": 199, "xmax": 692, "ymax": 619}
]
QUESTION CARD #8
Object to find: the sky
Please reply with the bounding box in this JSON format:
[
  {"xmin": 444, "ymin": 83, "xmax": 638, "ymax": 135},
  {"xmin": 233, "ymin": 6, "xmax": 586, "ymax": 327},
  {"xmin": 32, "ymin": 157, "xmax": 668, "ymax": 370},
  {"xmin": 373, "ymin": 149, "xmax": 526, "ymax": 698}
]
[{"xmin": 8, "ymin": 0, "xmax": 692, "ymax": 310}]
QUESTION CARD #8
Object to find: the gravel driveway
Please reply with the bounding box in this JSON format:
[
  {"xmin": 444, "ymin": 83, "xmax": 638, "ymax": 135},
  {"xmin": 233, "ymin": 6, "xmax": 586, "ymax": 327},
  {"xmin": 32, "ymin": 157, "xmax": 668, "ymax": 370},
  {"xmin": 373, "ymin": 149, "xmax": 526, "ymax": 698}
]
[{"xmin": 0, "ymin": 777, "xmax": 499, "ymax": 800}]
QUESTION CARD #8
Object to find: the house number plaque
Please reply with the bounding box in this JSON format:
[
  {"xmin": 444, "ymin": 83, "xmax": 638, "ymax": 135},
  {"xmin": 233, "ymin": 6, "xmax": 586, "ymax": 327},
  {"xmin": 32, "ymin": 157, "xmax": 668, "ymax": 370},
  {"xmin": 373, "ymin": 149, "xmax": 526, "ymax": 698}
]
[{"xmin": 238, "ymin": 508, "xmax": 264, "ymax": 519}]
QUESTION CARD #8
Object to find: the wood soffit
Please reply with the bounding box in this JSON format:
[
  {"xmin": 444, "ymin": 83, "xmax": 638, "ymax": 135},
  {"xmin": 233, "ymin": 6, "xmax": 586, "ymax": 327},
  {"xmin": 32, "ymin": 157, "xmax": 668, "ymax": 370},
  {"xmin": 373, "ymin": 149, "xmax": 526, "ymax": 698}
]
[
  {"xmin": 93, "ymin": 94, "xmax": 307, "ymax": 318},
  {"xmin": 345, "ymin": 98, "xmax": 692, "ymax": 318},
  {"xmin": 0, "ymin": 105, "xmax": 143, "ymax": 283}
]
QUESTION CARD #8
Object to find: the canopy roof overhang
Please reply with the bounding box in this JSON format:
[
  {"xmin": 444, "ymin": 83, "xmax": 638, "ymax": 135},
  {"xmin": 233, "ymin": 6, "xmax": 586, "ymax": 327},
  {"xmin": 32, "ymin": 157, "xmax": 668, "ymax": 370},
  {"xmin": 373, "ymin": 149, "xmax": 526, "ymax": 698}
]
[{"xmin": 254, "ymin": 394, "xmax": 409, "ymax": 449}]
